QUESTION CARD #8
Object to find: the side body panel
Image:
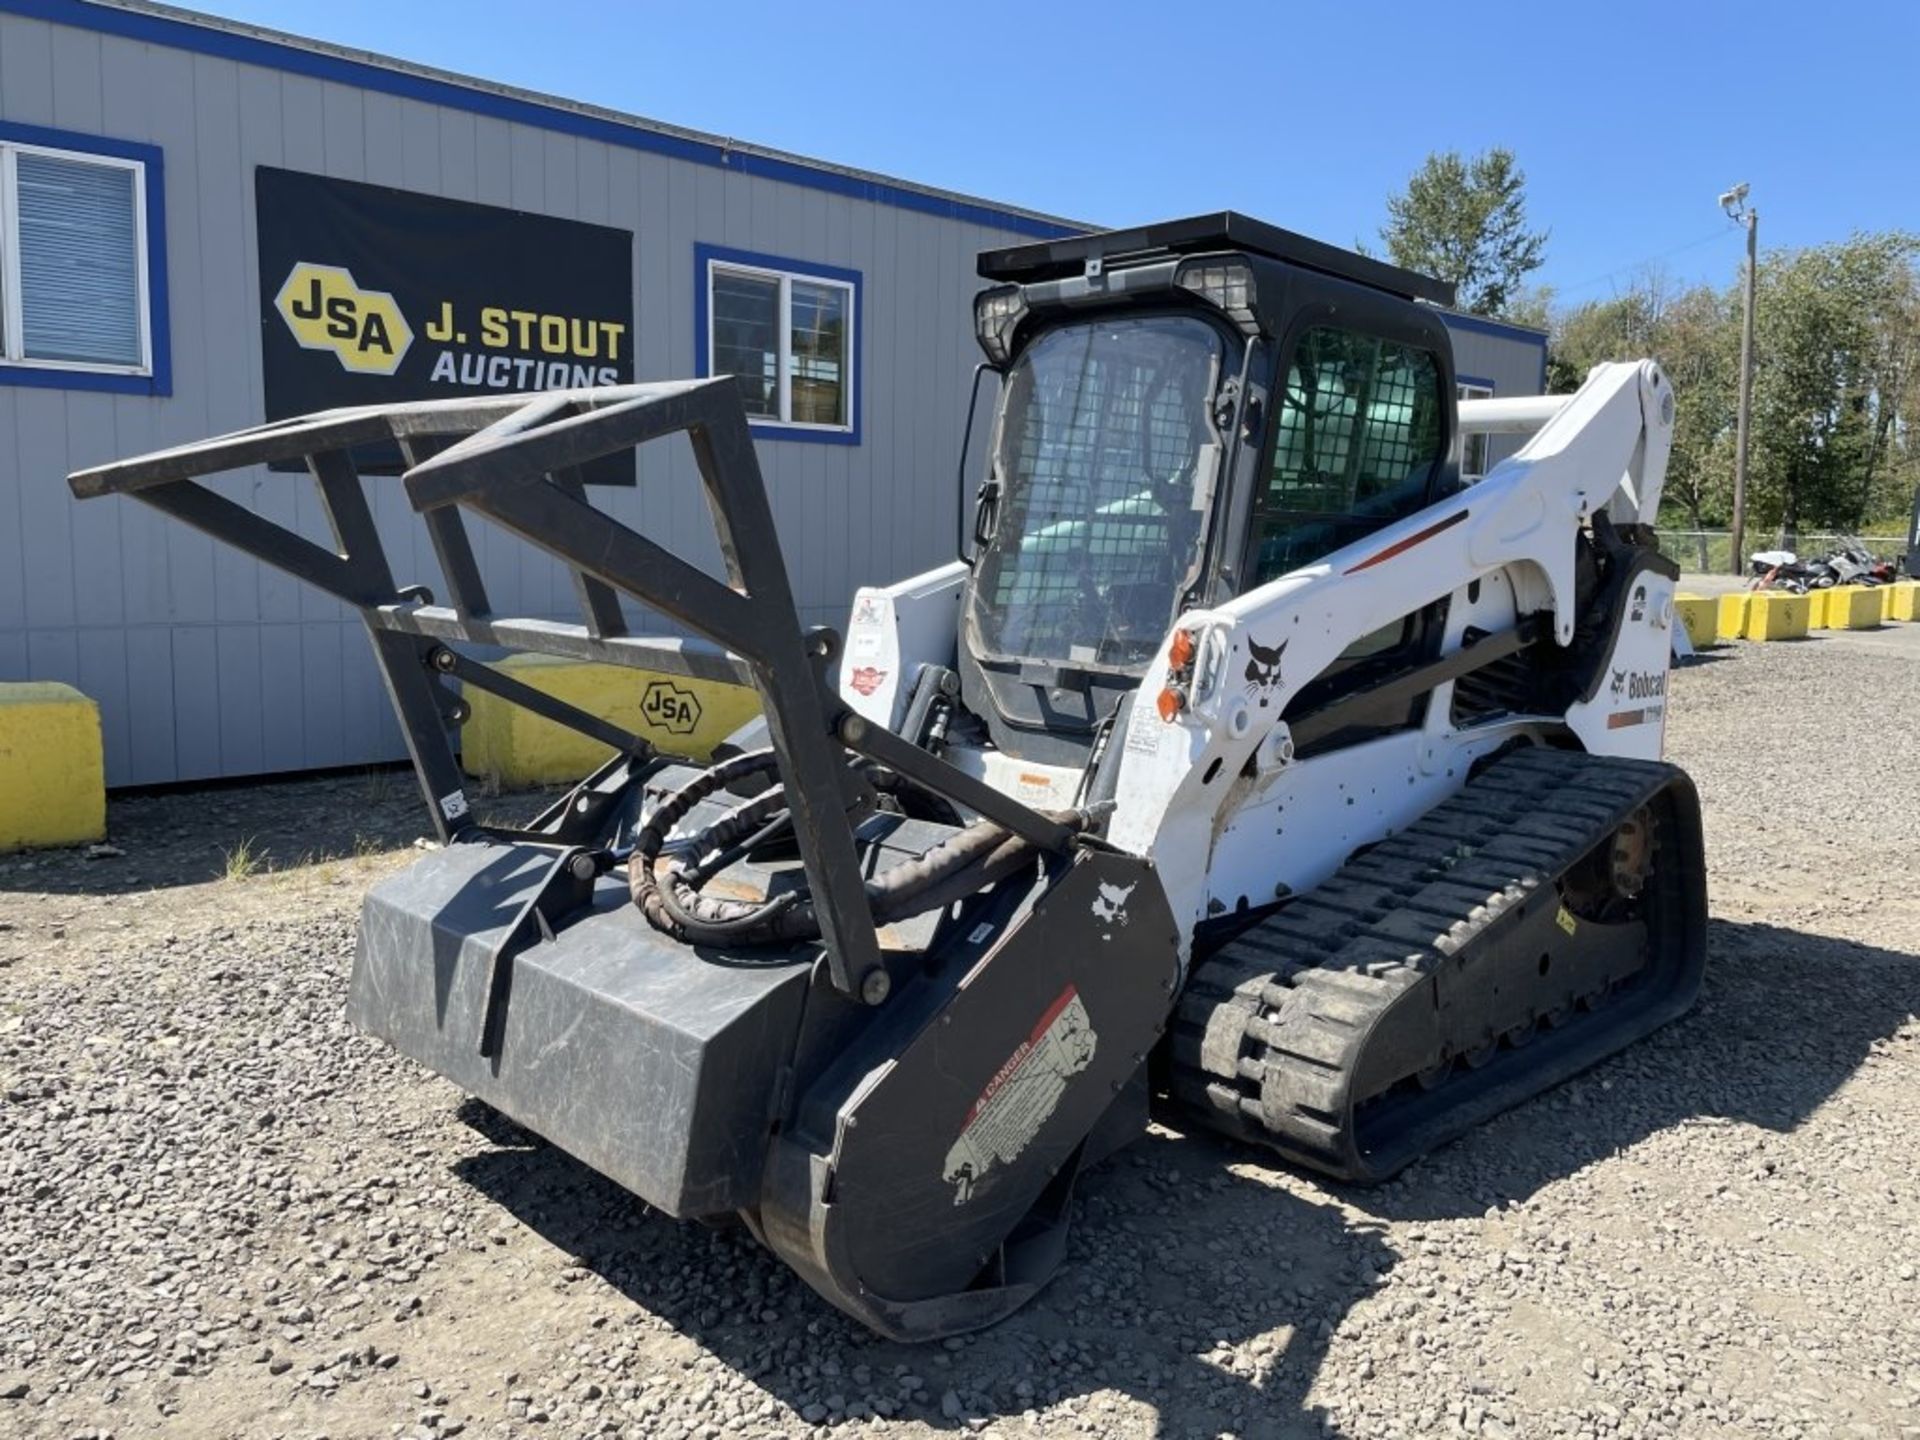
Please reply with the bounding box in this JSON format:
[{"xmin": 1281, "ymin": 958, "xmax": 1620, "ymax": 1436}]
[{"xmin": 838, "ymin": 560, "xmax": 966, "ymax": 728}]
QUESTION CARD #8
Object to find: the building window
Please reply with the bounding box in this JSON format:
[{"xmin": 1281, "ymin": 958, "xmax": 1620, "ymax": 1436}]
[
  {"xmin": 0, "ymin": 123, "xmax": 167, "ymax": 396},
  {"xmin": 696, "ymin": 244, "xmax": 859, "ymax": 443},
  {"xmin": 1457, "ymin": 380, "xmax": 1494, "ymax": 482},
  {"xmin": 1, "ymin": 139, "xmax": 151, "ymax": 374}
]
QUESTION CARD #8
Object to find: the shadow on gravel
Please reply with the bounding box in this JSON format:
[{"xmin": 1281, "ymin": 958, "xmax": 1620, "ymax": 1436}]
[
  {"xmin": 1325, "ymin": 917, "xmax": 1920, "ymax": 1225},
  {"xmin": 448, "ymin": 916, "xmax": 1915, "ymax": 1440},
  {"xmin": 457, "ymin": 1110, "xmax": 1387, "ymax": 1439}
]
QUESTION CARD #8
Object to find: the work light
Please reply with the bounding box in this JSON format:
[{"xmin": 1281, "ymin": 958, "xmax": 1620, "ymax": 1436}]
[
  {"xmin": 973, "ymin": 285, "xmax": 1027, "ymax": 366},
  {"xmin": 1175, "ymin": 257, "xmax": 1258, "ymax": 330}
]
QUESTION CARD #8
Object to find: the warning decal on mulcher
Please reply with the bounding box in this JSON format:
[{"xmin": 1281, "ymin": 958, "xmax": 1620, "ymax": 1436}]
[{"xmin": 941, "ymin": 986, "xmax": 1098, "ymax": 1206}]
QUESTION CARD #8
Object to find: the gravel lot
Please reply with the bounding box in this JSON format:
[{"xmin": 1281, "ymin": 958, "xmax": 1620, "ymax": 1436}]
[{"xmin": 3, "ymin": 626, "xmax": 1918, "ymax": 1440}]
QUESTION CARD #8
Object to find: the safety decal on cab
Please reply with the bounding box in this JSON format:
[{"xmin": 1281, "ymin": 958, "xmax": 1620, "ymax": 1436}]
[
  {"xmin": 941, "ymin": 986, "xmax": 1098, "ymax": 1206},
  {"xmin": 848, "ymin": 666, "xmax": 886, "ymax": 697}
]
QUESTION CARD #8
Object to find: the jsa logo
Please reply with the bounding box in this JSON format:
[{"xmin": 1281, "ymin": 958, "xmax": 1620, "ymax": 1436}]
[{"xmin": 274, "ymin": 263, "xmax": 414, "ymax": 375}]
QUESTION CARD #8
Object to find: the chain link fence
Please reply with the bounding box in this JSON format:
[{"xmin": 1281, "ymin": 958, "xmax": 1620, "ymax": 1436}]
[{"xmin": 1655, "ymin": 530, "xmax": 1909, "ymax": 574}]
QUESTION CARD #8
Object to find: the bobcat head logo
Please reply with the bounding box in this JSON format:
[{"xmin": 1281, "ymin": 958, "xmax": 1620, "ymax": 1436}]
[
  {"xmin": 1244, "ymin": 636, "xmax": 1287, "ymax": 706},
  {"xmin": 1091, "ymin": 880, "xmax": 1136, "ymax": 928},
  {"xmin": 1610, "ymin": 668, "xmax": 1627, "ymax": 701}
]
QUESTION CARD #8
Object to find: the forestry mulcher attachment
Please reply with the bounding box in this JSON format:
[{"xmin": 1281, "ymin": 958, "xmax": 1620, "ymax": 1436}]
[{"xmin": 71, "ymin": 213, "xmax": 1706, "ymax": 1340}]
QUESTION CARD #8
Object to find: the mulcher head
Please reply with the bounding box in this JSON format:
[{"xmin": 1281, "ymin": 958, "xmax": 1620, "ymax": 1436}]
[{"xmin": 68, "ymin": 379, "xmax": 1180, "ymax": 1340}]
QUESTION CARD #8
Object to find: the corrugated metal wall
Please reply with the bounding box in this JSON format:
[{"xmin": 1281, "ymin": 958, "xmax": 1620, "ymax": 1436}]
[
  {"xmin": 1446, "ymin": 318, "xmax": 1549, "ymax": 473},
  {"xmin": 0, "ymin": 6, "xmax": 1048, "ymax": 786}
]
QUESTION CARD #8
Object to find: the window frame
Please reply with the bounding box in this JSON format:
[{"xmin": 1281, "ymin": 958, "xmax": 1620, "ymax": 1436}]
[
  {"xmin": 1456, "ymin": 377, "xmax": 1495, "ymax": 482},
  {"xmin": 1234, "ymin": 297, "xmax": 1458, "ymax": 754},
  {"xmin": 694, "ymin": 243, "xmax": 860, "ymax": 445},
  {"xmin": 1243, "ymin": 315, "xmax": 1452, "ymax": 590},
  {"xmin": 0, "ymin": 122, "xmax": 170, "ymax": 395}
]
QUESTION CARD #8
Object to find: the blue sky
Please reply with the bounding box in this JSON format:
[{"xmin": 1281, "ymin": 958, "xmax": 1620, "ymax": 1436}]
[{"xmin": 198, "ymin": 0, "xmax": 1919, "ymax": 305}]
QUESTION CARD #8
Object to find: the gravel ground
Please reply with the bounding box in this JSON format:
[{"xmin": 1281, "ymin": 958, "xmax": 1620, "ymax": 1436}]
[{"xmin": 3, "ymin": 628, "xmax": 1918, "ymax": 1440}]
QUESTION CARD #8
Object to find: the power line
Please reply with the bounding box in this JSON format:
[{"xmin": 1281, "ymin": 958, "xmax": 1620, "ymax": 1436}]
[{"xmin": 1550, "ymin": 229, "xmax": 1739, "ymax": 299}]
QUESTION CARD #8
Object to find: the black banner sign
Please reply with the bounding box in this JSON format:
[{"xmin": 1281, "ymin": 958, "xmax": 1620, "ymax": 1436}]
[{"xmin": 255, "ymin": 166, "xmax": 634, "ymax": 479}]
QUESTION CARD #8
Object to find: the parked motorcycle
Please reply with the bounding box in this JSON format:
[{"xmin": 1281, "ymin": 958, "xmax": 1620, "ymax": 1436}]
[{"xmin": 1748, "ymin": 537, "xmax": 1894, "ymax": 592}]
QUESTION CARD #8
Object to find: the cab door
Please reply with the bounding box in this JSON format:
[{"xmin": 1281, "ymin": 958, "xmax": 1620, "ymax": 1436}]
[{"xmin": 1237, "ymin": 286, "xmax": 1457, "ymax": 754}]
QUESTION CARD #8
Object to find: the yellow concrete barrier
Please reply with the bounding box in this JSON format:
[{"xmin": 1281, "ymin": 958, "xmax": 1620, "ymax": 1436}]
[
  {"xmin": 461, "ymin": 653, "xmax": 761, "ymax": 788},
  {"xmin": 0, "ymin": 682, "xmax": 106, "ymax": 852},
  {"xmin": 1672, "ymin": 594, "xmax": 1718, "ymax": 649},
  {"xmin": 1888, "ymin": 580, "xmax": 1920, "ymax": 621},
  {"xmin": 1716, "ymin": 593, "xmax": 1752, "ymax": 641},
  {"xmin": 1806, "ymin": 589, "xmax": 1832, "ymax": 630},
  {"xmin": 1824, "ymin": 586, "xmax": 1881, "ymax": 630},
  {"xmin": 1743, "ymin": 592, "xmax": 1810, "ymax": 641}
]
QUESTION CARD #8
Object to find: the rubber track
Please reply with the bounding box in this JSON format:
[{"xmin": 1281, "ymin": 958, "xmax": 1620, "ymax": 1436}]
[{"xmin": 1169, "ymin": 746, "xmax": 1696, "ymax": 1181}]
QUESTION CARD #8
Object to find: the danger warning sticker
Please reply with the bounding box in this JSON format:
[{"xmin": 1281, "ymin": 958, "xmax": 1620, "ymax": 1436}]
[{"xmin": 941, "ymin": 986, "xmax": 1098, "ymax": 1206}]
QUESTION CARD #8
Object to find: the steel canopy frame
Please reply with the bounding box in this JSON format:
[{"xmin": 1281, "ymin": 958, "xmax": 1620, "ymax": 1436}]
[
  {"xmin": 401, "ymin": 377, "xmax": 884, "ymax": 998},
  {"xmin": 68, "ymin": 378, "xmax": 1071, "ymax": 1007}
]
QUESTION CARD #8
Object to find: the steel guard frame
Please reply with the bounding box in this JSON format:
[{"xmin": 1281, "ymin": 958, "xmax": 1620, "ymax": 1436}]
[{"xmin": 67, "ymin": 378, "xmax": 1073, "ymax": 1006}]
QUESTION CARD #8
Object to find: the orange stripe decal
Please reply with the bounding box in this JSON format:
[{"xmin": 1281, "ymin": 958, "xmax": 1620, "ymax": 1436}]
[{"xmin": 1345, "ymin": 508, "xmax": 1469, "ymax": 574}]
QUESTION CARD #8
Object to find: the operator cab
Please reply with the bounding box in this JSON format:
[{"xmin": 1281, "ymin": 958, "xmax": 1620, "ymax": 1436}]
[{"xmin": 959, "ymin": 212, "xmax": 1462, "ymax": 765}]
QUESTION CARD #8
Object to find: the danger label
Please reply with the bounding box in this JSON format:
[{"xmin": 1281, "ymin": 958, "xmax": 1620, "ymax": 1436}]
[{"xmin": 941, "ymin": 986, "xmax": 1098, "ymax": 1206}]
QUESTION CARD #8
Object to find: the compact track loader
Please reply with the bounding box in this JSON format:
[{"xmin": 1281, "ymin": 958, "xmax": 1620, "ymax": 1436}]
[{"xmin": 71, "ymin": 212, "xmax": 1707, "ymax": 1340}]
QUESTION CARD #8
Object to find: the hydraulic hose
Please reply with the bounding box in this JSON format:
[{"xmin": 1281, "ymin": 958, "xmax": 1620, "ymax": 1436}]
[{"xmin": 628, "ymin": 747, "xmax": 1088, "ymax": 949}]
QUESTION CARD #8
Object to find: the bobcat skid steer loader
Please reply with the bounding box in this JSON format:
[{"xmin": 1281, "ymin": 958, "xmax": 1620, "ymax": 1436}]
[{"xmin": 70, "ymin": 212, "xmax": 1706, "ymax": 1340}]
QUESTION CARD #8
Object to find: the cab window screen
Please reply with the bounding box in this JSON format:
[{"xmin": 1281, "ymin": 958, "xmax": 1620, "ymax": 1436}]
[
  {"xmin": 1252, "ymin": 328, "xmax": 1444, "ymax": 583},
  {"xmin": 971, "ymin": 315, "xmax": 1221, "ymax": 669}
]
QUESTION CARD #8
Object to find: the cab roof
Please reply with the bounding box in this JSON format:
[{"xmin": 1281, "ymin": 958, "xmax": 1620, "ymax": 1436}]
[{"xmin": 977, "ymin": 211, "xmax": 1456, "ymax": 308}]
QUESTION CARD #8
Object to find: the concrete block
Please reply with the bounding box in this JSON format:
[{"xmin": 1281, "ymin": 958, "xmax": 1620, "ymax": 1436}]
[
  {"xmin": 1672, "ymin": 594, "xmax": 1718, "ymax": 650},
  {"xmin": 1824, "ymin": 586, "xmax": 1881, "ymax": 630},
  {"xmin": 1716, "ymin": 593, "xmax": 1752, "ymax": 641},
  {"xmin": 461, "ymin": 653, "xmax": 761, "ymax": 788},
  {"xmin": 1806, "ymin": 589, "xmax": 1831, "ymax": 629},
  {"xmin": 1887, "ymin": 580, "xmax": 1920, "ymax": 622},
  {"xmin": 1742, "ymin": 592, "xmax": 1810, "ymax": 641},
  {"xmin": 0, "ymin": 682, "xmax": 107, "ymax": 852}
]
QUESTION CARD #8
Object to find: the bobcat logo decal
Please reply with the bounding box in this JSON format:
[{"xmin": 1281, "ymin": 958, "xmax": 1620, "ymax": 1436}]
[
  {"xmin": 1610, "ymin": 668, "xmax": 1628, "ymax": 701},
  {"xmin": 1091, "ymin": 880, "xmax": 1136, "ymax": 928},
  {"xmin": 1244, "ymin": 635, "xmax": 1287, "ymax": 706}
]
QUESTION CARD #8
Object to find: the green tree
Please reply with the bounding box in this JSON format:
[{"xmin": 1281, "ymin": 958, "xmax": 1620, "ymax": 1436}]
[
  {"xmin": 1653, "ymin": 283, "xmax": 1740, "ymax": 549},
  {"xmin": 1379, "ymin": 148, "xmax": 1548, "ymax": 317},
  {"xmin": 1479, "ymin": 229, "xmax": 1920, "ymax": 562},
  {"xmin": 1747, "ymin": 233, "xmax": 1919, "ymax": 543}
]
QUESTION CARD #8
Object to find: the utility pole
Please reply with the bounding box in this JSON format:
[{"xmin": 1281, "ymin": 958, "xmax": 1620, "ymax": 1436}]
[{"xmin": 1720, "ymin": 183, "xmax": 1758, "ymax": 574}]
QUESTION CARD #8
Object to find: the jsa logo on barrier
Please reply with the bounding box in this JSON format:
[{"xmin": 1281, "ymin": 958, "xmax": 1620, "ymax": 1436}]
[{"xmin": 274, "ymin": 263, "xmax": 414, "ymax": 375}]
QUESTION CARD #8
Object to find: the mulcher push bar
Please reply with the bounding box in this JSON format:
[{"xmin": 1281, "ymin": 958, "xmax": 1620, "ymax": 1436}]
[{"xmin": 67, "ymin": 379, "xmax": 1069, "ymax": 1005}]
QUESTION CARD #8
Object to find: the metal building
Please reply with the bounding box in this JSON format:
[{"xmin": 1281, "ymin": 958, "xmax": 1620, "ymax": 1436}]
[
  {"xmin": 0, "ymin": 0, "xmax": 1546, "ymax": 787},
  {"xmin": 1446, "ymin": 314, "xmax": 1550, "ymax": 483}
]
